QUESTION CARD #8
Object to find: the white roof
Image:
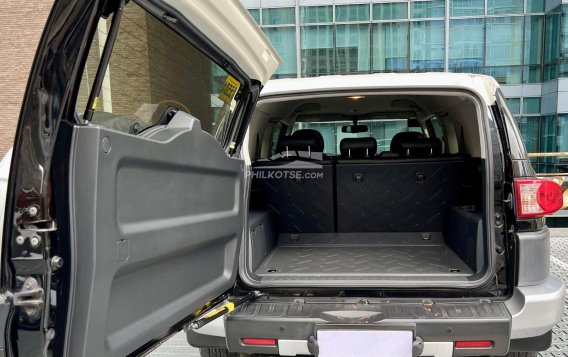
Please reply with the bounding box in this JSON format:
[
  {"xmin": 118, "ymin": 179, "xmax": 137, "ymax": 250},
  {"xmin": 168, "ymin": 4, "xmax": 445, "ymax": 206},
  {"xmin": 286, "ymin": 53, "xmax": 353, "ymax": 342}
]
[
  {"xmin": 261, "ymin": 73, "xmax": 500, "ymax": 105},
  {"xmin": 163, "ymin": 0, "xmax": 281, "ymax": 84}
]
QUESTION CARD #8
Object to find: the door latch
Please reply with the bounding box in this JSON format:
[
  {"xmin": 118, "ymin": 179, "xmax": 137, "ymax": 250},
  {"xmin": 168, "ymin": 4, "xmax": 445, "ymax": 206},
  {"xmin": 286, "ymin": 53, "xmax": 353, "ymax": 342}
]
[
  {"xmin": 8, "ymin": 277, "xmax": 44, "ymax": 318},
  {"xmin": 502, "ymin": 193, "xmax": 513, "ymax": 209}
]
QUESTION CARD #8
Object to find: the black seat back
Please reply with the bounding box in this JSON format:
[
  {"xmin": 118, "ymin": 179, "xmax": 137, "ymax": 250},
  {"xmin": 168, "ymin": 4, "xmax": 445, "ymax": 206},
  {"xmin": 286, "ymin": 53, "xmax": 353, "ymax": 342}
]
[
  {"xmin": 252, "ymin": 128, "xmax": 334, "ymax": 233},
  {"xmin": 336, "ymin": 157, "xmax": 468, "ymax": 232},
  {"xmin": 337, "ymin": 134, "xmax": 467, "ymax": 232}
]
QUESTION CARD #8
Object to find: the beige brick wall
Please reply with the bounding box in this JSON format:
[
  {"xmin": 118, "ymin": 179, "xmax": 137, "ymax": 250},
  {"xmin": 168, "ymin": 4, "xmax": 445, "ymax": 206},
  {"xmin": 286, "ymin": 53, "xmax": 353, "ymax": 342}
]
[{"xmin": 0, "ymin": 0, "xmax": 54, "ymax": 157}]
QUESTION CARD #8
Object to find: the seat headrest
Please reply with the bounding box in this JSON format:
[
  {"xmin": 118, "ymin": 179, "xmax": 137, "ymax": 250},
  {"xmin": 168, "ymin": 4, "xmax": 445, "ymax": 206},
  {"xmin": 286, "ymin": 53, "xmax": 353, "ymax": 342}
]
[
  {"xmin": 340, "ymin": 137, "xmax": 377, "ymax": 158},
  {"xmin": 276, "ymin": 136, "xmax": 321, "ymax": 156},
  {"xmin": 390, "ymin": 131, "xmax": 424, "ymax": 153},
  {"xmin": 399, "ymin": 138, "xmax": 442, "ymax": 157},
  {"xmin": 291, "ymin": 129, "xmax": 325, "ymax": 152}
]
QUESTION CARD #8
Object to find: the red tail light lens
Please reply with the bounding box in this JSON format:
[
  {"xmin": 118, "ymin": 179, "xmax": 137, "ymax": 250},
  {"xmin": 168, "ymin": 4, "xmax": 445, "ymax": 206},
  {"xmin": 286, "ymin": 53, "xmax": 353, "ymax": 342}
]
[
  {"xmin": 241, "ymin": 338, "xmax": 277, "ymax": 346},
  {"xmin": 514, "ymin": 178, "xmax": 563, "ymax": 218},
  {"xmin": 455, "ymin": 340, "xmax": 493, "ymax": 349}
]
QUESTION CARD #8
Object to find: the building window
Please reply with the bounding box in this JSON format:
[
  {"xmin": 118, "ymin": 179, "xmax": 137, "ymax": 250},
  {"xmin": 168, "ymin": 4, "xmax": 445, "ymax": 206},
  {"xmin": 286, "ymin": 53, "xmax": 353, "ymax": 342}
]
[
  {"xmin": 335, "ymin": 4, "xmax": 370, "ymax": 22},
  {"xmin": 301, "ymin": 25, "xmax": 335, "ymax": 77},
  {"xmin": 372, "ymin": 3, "xmax": 408, "ymax": 21},
  {"xmin": 335, "ymin": 24, "xmax": 371, "ymax": 74},
  {"xmin": 485, "ymin": 16, "xmax": 523, "ymax": 84},
  {"xmin": 558, "ymin": 114, "xmax": 568, "ymax": 153},
  {"xmin": 523, "ymin": 97, "xmax": 541, "ymax": 114},
  {"xmin": 516, "ymin": 117, "xmax": 540, "ymax": 154},
  {"xmin": 263, "ymin": 27, "xmax": 297, "ymax": 79},
  {"xmin": 450, "ymin": 0, "xmax": 485, "ymax": 17},
  {"xmin": 411, "ymin": 0, "xmax": 445, "ymax": 19},
  {"xmin": 449, "ymin": 18, "xmax": 484, "ymax": 69},
  {"xmin": 544, "ymin": 7, "xmax": 561, "ymax": 81},
  {"xmin": 262, "ymin": 7, "xmax": 295, "ymax": 26},
  {"xmin": 247, "ymin": 9, "xmax": 260, "ymax": 24},
  {"xmin": 561, "ymin": 6, "xmax": 568, "ymax": 77},
  {"xmin": 486, "ymin": 17, "xmax": 523, "ymax": 66},
  {"xmin": 410, "ymin": 20, "xmax": 445, "ymax": 71},
  {"xmin": 486, "ymin": 67, "xmax": 522, "ymax": 84},
  {"xmin": 524, "ymin": 15, "xmax": 544, "ymax": 83},
  {"xmin": 506, "ymin": 98, "xmax": 521, "ymax": 115},
  {"xmin": 372, "ymin": 22, "xmax": 409, "ymax": 72},
  {"xmin": 527, "ymin": 0, "xmax": 545, "ymax": 13},
  {"xmin": 487, "ymin": 0, "xmax": 524, "ymax": 15},
  {"xmin": 300, "ymin": 6, "xmax": 333, "ymax": 24}
]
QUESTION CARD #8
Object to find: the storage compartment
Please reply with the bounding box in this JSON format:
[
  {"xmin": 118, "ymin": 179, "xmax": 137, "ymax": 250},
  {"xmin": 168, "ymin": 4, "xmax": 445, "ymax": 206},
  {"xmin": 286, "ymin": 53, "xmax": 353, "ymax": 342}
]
[
  {"xmin": 242, "ymin": 91, "xmax": 491, "ymax": 288},
  {"xmin": 246, "ymin": 204, "xmax": 486, "ymax": 286}
]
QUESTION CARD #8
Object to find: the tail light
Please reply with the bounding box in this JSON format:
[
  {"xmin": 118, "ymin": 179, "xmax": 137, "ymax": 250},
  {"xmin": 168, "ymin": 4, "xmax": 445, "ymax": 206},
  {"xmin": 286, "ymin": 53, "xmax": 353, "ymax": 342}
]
[
  {"xmin": 241, "ymin": 338, "xmax": 277, "ymax": 346},
  {"xmin": 455, "ymin": 340, "xmax": 493, "ymax": 349},
  {"xmin": 514, "ymin": 178, "xmax": 563, "ymax": 218}
]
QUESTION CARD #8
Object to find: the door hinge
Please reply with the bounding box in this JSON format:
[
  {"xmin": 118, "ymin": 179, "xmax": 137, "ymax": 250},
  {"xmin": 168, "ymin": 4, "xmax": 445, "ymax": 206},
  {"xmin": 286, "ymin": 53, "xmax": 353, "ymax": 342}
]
[
  {"xmin": 502, "ymin": 192, "xmax": 513, "ymax": 209},
  {"xmin": 5, "ymin": 277, "xmax": 44, "ymax": 318}
]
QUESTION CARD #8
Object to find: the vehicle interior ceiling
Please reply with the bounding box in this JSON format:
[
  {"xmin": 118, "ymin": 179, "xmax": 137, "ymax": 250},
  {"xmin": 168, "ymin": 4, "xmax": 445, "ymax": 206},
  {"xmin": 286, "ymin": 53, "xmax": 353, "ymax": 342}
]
[{"xmin": 244, "ymin": 92, "xmax": 488, "ymax": 287}]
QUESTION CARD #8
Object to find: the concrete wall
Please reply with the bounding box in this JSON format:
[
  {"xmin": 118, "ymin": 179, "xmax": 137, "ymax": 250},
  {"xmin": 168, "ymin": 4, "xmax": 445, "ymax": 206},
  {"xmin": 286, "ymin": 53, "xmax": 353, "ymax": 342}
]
[{"xmin": 0, "ymin": 0, "xmax": 54, "ymax": 157}]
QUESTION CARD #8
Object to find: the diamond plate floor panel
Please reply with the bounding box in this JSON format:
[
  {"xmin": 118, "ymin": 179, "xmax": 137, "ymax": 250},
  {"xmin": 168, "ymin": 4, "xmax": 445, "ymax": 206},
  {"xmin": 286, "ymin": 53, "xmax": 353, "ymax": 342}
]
[{"xmin": 256, "ymin": 244, "xmax": 473, "ymax": 277}]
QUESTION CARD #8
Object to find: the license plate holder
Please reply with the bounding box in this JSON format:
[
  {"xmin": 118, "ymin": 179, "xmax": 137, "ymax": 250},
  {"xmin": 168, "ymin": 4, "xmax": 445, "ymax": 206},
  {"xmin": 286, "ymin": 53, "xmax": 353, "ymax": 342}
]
[{"xmin": 316, "ymin": 325, "xmax": 415, "ymax": 357}]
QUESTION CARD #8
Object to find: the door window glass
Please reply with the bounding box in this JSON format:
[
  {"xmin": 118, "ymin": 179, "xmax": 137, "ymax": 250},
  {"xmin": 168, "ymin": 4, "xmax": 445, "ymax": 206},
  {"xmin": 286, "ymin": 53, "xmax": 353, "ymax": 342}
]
[{"xmin": 76, "ymin": 2, "xmax": 243, "ymax": 144}]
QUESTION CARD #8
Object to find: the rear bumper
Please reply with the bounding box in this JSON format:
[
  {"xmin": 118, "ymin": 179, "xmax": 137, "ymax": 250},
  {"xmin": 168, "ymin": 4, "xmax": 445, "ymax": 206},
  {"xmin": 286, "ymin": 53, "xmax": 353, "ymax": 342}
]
[
  {"xmin": 188, "ymin": 274, "xmax": 564, "ymax": 356},
  {"xmin": 506, "ymin": 274, "xmax": 564, "ymax": 339},
  {"xmin": 223, "ymin": 300, "xmax": 511, "ymax": 356}
]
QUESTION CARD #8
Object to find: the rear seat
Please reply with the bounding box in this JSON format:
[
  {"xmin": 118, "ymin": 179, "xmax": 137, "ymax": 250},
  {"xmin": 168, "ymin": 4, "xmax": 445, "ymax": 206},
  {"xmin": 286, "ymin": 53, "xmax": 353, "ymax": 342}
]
[
  {"xmin": 252, "ymin": 130, "xmax": 471, "ymax": 234},
  {"xmin": 250, "ymin": 129, "xmax": 334, "ymax": 233},
  {"xmin": 336, "ymin": 134, "xmax": 469, "ymax": 232}
]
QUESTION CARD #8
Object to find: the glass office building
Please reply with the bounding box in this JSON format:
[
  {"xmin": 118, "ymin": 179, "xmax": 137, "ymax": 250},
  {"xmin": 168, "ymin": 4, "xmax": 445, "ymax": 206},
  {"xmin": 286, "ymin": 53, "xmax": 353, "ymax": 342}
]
[{"xmin": 241, "ymin": 0, "xmax": 568, "ymax": 174}]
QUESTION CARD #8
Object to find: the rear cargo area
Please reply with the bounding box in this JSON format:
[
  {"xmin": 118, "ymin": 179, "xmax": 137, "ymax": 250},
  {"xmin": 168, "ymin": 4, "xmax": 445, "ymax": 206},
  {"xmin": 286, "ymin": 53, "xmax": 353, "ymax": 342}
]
[
  {"xmin": 242, "ymin": 91, "xmax": 490, "ymax": 288},
  {"xmin": 256, "ymin": 232, "xmax": 474, "ymax": 279},
  {"xmin": 247, "ymin": 204, "xmax": 485, "ymax": 286}
]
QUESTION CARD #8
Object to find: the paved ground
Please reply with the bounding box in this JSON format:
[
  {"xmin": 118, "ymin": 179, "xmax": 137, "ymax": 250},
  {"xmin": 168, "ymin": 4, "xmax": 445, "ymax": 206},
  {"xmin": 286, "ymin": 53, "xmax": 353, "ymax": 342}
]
[{"xmin": 150, "ymin": 231, "xmax": 568, "ymax": 357}]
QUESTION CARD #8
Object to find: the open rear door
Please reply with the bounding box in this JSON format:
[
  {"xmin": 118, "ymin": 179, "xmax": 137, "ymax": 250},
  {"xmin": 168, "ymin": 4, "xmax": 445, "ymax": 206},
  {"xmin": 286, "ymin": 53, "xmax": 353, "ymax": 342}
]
[{"xmin": 0, "ymin": 0, "xmax": 279, "ymax": 356}]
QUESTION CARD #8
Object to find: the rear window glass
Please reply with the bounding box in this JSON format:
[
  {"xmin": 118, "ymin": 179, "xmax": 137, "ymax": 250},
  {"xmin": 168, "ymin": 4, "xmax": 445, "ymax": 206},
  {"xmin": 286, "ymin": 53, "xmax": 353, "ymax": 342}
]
[
  {"xmin": 76, "ymin": 2, "xmax": 242, "ymax": 144},
  {"xmin": 289, "ymin": 119, "xmax": 423, "ymax": 155}
]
